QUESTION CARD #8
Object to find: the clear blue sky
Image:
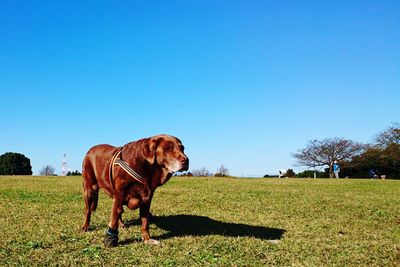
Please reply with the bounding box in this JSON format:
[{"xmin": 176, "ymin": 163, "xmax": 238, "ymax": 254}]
[{"xmin": 1, "ymin": 1, "xmax": 399, "ymax": 176}]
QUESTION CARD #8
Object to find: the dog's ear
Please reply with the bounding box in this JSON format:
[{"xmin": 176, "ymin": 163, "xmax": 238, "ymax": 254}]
[{"xmin": 142, "ymin": 138, "xmax": 157, "ymax": 165}]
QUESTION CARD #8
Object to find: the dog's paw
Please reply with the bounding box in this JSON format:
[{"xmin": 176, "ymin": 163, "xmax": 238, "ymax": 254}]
[
  {"xmin": 144, "ymin": 239, "xmax": 161, "ymax": 245},
  {"xmin": 81, "ymin": 225, "xmax": 90, "ymax": 232},
  {"xmin": 104, "ymin": 234, "xmax": 118, "ymax": 248},
  {"xmin": 104, "ymin": 228, "xmax": 119, "ymax": 248}
]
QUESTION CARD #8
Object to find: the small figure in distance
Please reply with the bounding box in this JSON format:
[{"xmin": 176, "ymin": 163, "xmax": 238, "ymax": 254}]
[{"xmin": 333, "ymin": 161, "xmax": 340, "ymax": 179}]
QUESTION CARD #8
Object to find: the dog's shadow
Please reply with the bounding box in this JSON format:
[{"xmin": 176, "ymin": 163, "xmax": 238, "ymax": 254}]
[{"xmin": 121, "ymin": 214, "xmax": 285, "ymax": 243}]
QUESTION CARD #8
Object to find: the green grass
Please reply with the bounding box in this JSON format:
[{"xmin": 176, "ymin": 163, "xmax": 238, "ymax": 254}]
[{"xmin": 0, "ymin": 176, "xmax": 399, "ymax": 266}]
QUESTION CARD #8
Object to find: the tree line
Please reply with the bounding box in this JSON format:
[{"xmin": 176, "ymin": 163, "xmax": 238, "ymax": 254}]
[
  {"xmin": 0, "ymin": 153, "xmax": 82, "ymax": 176},
  {"xmin": 177, "ymin": 165, "xmax": 230, "ymax": 177},
  {"xmin": 292, "ymin": 123, "xmax": 399, "ymax": 179},
  {"xmin": 1, "ymin": 123, "xmax": 397, "ymax": 178}
]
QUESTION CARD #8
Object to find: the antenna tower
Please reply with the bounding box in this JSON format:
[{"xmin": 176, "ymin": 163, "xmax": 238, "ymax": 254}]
[{"xmin": 62, "ymin": 154, "xmax": 67, "ymax": 176}]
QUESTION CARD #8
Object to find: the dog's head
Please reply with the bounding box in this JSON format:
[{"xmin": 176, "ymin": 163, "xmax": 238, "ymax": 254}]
[{"xmin": 143, "ymin": 134, "xmax": 189, "ymax": 174}]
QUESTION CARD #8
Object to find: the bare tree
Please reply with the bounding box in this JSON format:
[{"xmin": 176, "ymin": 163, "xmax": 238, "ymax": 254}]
[
  {"xmin": 39, "ymin": 165, "xmax": 56, "ymax": 176},
  {"xmin": 215, "ymin": 164, "xmax": 229, "ymax": 177},
  {"xmin": 191, "ymin": 167, "xmax": 211, "ymax": 177},
  {"xmin": 292, "ymin": 138, "xmax": 364, "ymax": 178}
]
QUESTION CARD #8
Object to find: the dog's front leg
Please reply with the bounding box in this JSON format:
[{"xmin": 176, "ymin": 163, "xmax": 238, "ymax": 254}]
[
  {"xmin": 104, "ymin": 197, "xmax": 123, "ymax": 247},
  {"xmin": 140, "ymin": 203, "xmax": 160, "ymax": 245}
]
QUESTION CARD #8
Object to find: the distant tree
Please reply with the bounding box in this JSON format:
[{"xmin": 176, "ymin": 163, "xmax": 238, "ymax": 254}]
[
  {"xmin": 191, "ymin": 167, "xmax": 211, "ymax": 177},
  {"xmin": 338, "ymin": 124, "xmax": 400, "ymax": 179},
  {"xmin": 286, "ymin": 169, "xmax": 295, "ymax": 177},
  {"xmin": 381, "ymin": 142, "xmax": 400, "ymax": 178},
  {"xmin": 215, "ymin": 164, "xmax": 229, "ymax": 177},
  {"xmin": 66, "ymin": 170, "xmax": 82, "ymax": 176},
  {"xmin": 374, "ymin": 123, "xmax": 400, "ymax": 148},
  {"xmin": 293, "ymin": 138, "xmax": 364, "ymax": 178},
  {"xmin": 39, "ymin": 165, "xmax": 56, "ymax": 176},
  {"xmin": 0, "ymin": 152, "xmax": 32, "ymax": 175},
  {"xmin": 174, "ymin": 171, "xmax": 193, "ymax": 177},
  {"xmin": 342, "ymin": 144, "xmax": 400, "ymax": 179}
]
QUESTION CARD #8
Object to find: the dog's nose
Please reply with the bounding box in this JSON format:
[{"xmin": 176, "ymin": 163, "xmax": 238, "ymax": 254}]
[
  {"xmin": 181, "ymin": 157, "xmax": 189, "ymax": 171},
  {"xmin": 181, "ymin": 157, "xmax": 189, "ymax": 168}
]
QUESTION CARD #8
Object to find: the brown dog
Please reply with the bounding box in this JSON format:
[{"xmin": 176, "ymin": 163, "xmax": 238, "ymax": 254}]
[{"xmin": 81, "ymin": 134, "xmax": 189, "ymax": 246}]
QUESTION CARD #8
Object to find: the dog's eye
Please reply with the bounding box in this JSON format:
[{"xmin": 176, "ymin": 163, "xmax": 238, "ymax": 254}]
[{"xmin": 165, "ymin": 145, "xmax": 173, "ymax": 151}]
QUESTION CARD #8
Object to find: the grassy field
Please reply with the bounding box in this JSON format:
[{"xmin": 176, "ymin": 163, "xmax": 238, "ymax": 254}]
[{"xmin": 0, "ymin": 176, "xmax": 399, "ymax": 266}]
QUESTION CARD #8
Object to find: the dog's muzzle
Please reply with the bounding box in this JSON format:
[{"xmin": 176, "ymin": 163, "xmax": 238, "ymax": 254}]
[{"xmin": 180, "ymin": 157, "xmax": 189, "ymax": 171}]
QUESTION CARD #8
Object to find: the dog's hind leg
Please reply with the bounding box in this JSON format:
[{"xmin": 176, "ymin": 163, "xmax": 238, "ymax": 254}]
[
  {"xmin": 81, "ymin": 161, "xmax": 99, "ymax": 232},
  {"xmin": 81, "ymin": 183, "xmax": 99, "ymax": 231}
]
